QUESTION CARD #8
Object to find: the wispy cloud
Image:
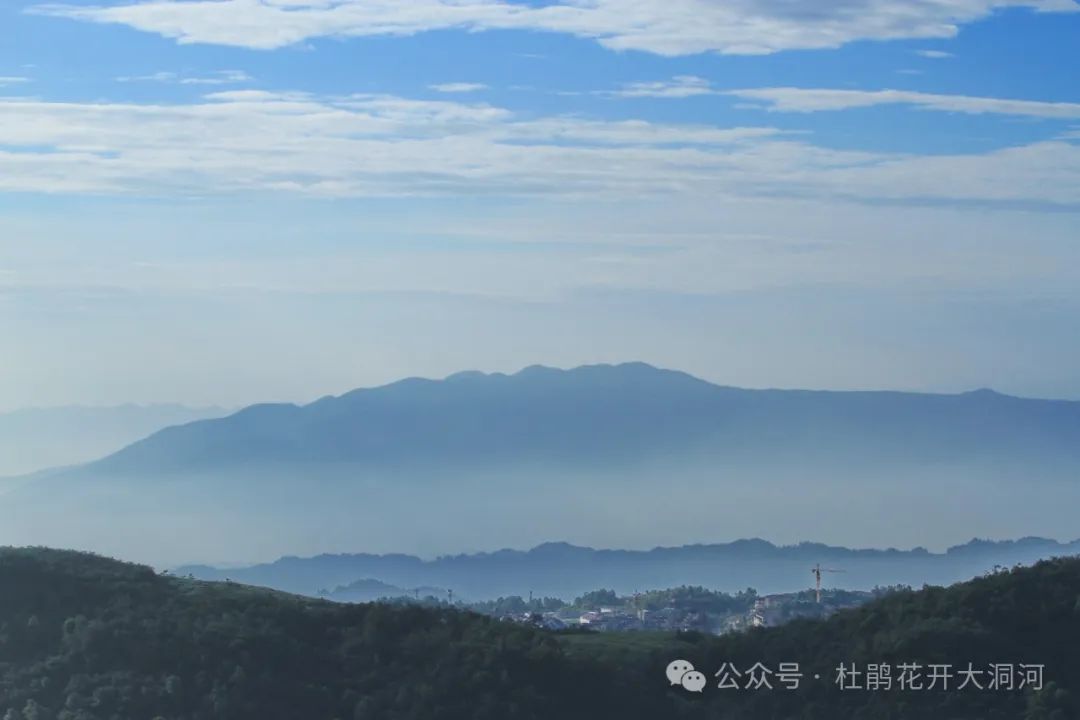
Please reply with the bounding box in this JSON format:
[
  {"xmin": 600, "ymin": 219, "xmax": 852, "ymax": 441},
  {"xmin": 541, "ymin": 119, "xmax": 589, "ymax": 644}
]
[
  {"xmin": 116, "ymin": 69, "xmax": 253, "ymax": 85},
  {"xmin": 0, "ymin": 76, "xmax": 31, "ymax": 87},
  {"xmin": 728, "ymin": 87, "xmax": 1080, "ymax": 119},
  {"xmin": 0, "ymin": 90, "xmax": 1076, "ymax": 207},
  {"xmin": 429, "ymin": 82, "xmax": 488, "ymax": 94},
  {"xmin": 915, "ymin": 49, "xmax": 955, "ymax": 59},
  {"xmin": 606, "ymin": 75, "xmax": 715, "ymax": 98},
  {"xmin": 28, "ymin": 0, "xmax": 1080, "ymax": 55}
]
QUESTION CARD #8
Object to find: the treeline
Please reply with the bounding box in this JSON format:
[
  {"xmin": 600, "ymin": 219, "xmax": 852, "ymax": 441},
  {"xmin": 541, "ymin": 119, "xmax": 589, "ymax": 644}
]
[
  {"xmin": 688, "ymin": 558, "xmax": 1079, "ymax": 719},
  {"xmin": 454, "ymin": 585, "xmax": 760, "ymax": 617}
]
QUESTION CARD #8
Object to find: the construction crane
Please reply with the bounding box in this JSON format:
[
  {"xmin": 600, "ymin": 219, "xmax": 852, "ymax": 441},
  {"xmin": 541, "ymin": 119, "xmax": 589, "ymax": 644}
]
[{"xmin": 811, "ymin": 564, "xmax": 846, "ymax": 604}]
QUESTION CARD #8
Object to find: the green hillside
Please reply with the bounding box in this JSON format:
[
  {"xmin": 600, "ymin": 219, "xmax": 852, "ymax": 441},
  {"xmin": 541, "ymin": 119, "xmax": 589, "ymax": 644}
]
[{"xmin": 0, "ymin": 547, "xmax": 1076, "ymax": 719}]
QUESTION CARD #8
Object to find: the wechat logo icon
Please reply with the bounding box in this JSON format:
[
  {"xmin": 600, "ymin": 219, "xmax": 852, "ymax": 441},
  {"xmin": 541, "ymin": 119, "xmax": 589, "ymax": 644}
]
[{"xmin": 666, "ymin": 659, "xmax": 707, "ymax": 693}]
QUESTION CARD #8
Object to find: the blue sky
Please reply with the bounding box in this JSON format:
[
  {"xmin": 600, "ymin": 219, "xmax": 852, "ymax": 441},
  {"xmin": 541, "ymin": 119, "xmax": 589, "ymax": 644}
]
[{"xmin": 1, "ymin": 0, "xmax": 1079, "ymax": 409}]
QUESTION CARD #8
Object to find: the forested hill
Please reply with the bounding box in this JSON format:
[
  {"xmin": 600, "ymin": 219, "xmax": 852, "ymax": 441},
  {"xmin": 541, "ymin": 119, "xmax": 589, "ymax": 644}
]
[
  {"xmin": 1, "ymin": 548, "xmax": 1077, "ymax": 720},
  {"xmin": 0, "ymin": 548, "xmax": 617, "ymax": 720}
]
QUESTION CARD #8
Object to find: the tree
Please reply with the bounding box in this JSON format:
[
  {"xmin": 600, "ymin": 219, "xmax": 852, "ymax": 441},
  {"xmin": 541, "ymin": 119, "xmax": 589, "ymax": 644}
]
[
  {"xmin": 21, "ymin": 700, "xmax": 50, "ymax": 720},
  {"xmin": 574, "ymin": 589, "xmax": 618, "ymax": 608}
]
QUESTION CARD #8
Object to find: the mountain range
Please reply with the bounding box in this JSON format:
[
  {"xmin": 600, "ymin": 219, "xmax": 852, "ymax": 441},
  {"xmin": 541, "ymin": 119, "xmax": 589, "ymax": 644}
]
[
  {"xmin": 76, "ymin": 363, "xmax": 1080, "ymax": 473},
  {"xmin": 317, "ymin": 577, "xmax": 447, "ymax": 604},
  {"xmin": 0, "ymin": 403, "xmax": 228, "ymax": 477},
  {"xmin": 176, "ymin": 537, "xmax": 1080, "ymax": 601},
  {"xmin": 2, "ymin": 363, "xmax": 1079, "ymax": 565}
]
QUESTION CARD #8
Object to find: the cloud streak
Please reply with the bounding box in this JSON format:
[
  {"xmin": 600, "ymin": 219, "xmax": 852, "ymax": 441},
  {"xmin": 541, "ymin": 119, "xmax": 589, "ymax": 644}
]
[
  {"xmin": 0, "ymin": 91, "xmax": 783, "ymax": 197},
  {"xmin": 116, "ymin": 69, "xmax": 254, "ymax": 85},
  {"xmin": 728, "ymin": 87, "xmax": 1080, "ymax": 119},
  {"xmin": 30, "ymin": 0, "xmax": 1080, "ymax": 55},
  {"xmin": 429, "ymin": 82, "xmax": 488, "ymax": 94},
  {"xmin": 0, "ymin": 90, "xmax": 1076, "ymax": 206},
  {"xmin": 915, "ymin": 49, "xmax": 954, "ymax": 58},
  {"xmin": 606, "ymin": 76, "xmax": 715, "ymax": 98},
  {"xmin": 605, "ymin": 80, "xmax": 1080, "ymax": 123}
]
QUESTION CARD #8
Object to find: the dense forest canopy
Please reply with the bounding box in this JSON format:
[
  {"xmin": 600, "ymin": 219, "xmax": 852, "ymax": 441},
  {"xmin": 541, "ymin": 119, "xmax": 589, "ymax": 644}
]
[{"xmin": 0, "ymin": 547, "xmax": 1076, "ymax": 719}]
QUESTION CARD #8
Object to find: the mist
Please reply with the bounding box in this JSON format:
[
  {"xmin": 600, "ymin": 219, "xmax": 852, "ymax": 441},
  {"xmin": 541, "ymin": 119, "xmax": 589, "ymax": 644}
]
[{"xmin": 3, "ymin": 455, "xmax": 1077, "ymax": 568}]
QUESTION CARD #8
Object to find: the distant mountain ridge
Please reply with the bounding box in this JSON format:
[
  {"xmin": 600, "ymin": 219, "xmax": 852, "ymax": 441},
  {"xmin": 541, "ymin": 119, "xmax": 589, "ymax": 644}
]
[
  {"xmin": 89, "ymin": 363, "xmax": 723, "ymax": 473},
  {"xmin": 317, "ymin": 578, "xmax": 447, "ymax": 604},
  {"xmin": 0, "ymin": 403, "xmax": 228, "ymax": 477},
  {"xmin": 5, "ymin": 362, "xmax": 1080, "ymax": 565},
  {"xmin": 176, "ymin": 536, "xmax": 1080, "ymax": 601},
  {"xmin": 85, "ymin": 362, "xmax": 1080, "ymax": 475}
]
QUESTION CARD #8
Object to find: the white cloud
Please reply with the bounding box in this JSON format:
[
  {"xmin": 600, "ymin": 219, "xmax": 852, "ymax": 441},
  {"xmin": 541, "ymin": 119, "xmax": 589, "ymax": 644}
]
[
  {"xmin": 607, "ymin": 75, "xmax": 715, "ymax": 99},
  {"xmin": 916, "ymin": 49, "xmax": 955, "ymax": 58},
  {"xmin": 812, "ymin": 140, "xmax": 1080, "ymax": 205},
  {"xmin": 728, "ymin": 87, "xmax": 1080, "ymax": 119},
  {"xmin": 0, "ymin": 91, "xmax": 1076, "ymax": 206},
  {"xmin": 0, "ymin": 77, "xmax": 31, "ymax": 87},
  {"xmin": 117, "ymin": 71, "xmax": 177, "ymax": 83},
  {"xmin": 429, "ymin": 82, "xmax": 488, "ymax": 94},
  {"xmin": 117, "ymin": 69, "xmax": 253, "ymax": 85},
  {"xmin": 29, "ymin": 0, "xmax": 1080, "ymax": 55}
]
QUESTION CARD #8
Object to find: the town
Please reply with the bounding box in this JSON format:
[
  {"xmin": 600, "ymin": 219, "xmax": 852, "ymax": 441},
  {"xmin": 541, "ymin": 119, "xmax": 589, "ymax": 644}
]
[{"xmin": 466, "ymin": 580, "xmax": 887, "ymax": 635}]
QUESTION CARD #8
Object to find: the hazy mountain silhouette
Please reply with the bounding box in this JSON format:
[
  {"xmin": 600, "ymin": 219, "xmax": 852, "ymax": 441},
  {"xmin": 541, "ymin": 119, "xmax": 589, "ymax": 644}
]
[
  {"xmin": 316, "ymin": 578, "xmax": 446, "ymax": 603},
  {"xmin": 4, "ymin": 363, "xmax": 1080, "ymax": 564},
  {"xmin": 0, "ymin": 404, "xmax": 228, "ymax": 477},
  {"xmin": 176, "ymin": 537, "xmax": 1080, "ymax": 601},
  {"xmin": 78, "ymin": 362, "xmax": 1080, "ymax": 474}
]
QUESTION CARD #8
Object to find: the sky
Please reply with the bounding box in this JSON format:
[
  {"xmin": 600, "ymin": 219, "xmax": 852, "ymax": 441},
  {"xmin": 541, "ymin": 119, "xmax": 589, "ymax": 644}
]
[{"xmin": 1, "ymin": 0, "xmax": 1079, "ymax": 411}]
